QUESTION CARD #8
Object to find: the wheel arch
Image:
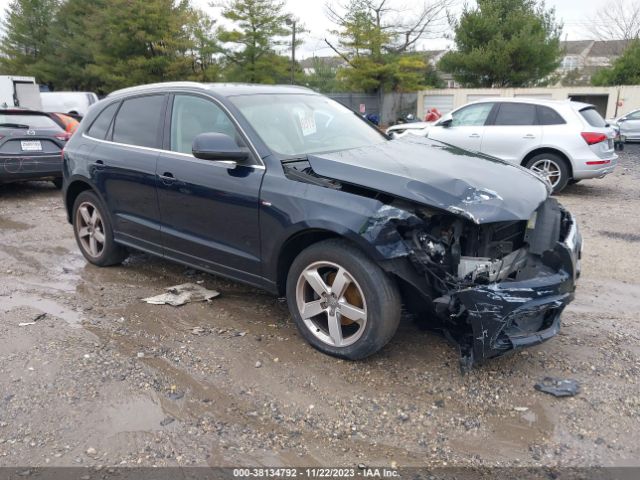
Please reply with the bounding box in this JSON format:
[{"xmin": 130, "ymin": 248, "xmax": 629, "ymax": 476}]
[
  {"xmin": 521, "ymin": 147, "xmax": 573, "ymax": 179},
  {"xmin": 65, "ymin": 177, "xmax": 99, "ymax": 223},
  {"xmin": 275, "ymin": 227, "xmax": 385, "ymax": 296}
]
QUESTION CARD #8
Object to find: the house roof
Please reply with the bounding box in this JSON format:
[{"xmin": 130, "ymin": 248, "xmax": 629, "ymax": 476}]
[
  {"xmin": 590, "ymin": 40, "xmax": 630, "ymax": 57},
  {"xmin": 560, "ymin": 40, "xmax": 594, "ymax": 55}
]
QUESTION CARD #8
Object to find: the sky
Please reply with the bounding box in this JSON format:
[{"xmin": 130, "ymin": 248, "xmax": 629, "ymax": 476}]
[{"xmin": 0, "ymin": 0, "xmax": 608, "ymax": 58}]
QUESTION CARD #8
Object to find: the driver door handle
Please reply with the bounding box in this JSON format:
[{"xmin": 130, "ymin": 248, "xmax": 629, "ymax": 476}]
[{"xmin": 469, "ymin": 133, "xmax": 481, "ymax": 138}]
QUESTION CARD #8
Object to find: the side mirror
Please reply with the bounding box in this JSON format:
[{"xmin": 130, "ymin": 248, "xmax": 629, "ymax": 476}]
[
  {"xmin": 439, "ymin": 118, "xmax": 453, "ymax": 128},
  {"xmin": 192, "ymin": 133, "xmax": 249, "ymax": 162},
  {"xmin": 619, "ymin": 117, "xmax": 628, "ymax": 122}
]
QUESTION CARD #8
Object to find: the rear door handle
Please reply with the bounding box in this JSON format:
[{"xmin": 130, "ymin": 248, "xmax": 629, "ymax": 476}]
[
  {"xmin": 159, "ymin": 172, "xmax": 176, "ymax": 184},
  {"xmin": 523, "ymin": 134, "xmax": 536, "ymax": 139},
  {"xmin": 469, "ymin": 133, "xmax": 481, "ymax": 138},
  {"xmin": 93, "ymin": 160, "xmax": 105, "ymax": 169}
]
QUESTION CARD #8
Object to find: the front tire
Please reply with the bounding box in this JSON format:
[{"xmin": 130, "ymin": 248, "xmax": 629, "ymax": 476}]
[
  {"xmin": 286, "ymin": 239, "xmax": 401, "ymax": 360},
  {"xmin": 525, "ymin": 153, "xmax": 570, "ymax": 193},
  {"xmin": 72, "ymin": 190, "xmax": 127, "ymax": 266}
]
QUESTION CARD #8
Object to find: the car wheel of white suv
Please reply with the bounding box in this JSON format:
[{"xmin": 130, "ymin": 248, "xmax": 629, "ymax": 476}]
[{"xmin": 525, "ymin": 153, "xmax": 570, "ymax": 193}]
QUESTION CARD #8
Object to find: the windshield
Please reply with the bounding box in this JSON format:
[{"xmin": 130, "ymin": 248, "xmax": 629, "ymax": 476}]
[{"xmin": 229, "ymin": 94, "xmax": 386, "ymax": 156}]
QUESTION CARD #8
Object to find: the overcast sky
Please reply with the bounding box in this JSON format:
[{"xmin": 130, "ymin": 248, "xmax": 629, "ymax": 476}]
[{"xmin": 0, "ymin": 0, "xmax": 607, "ymax": 58}]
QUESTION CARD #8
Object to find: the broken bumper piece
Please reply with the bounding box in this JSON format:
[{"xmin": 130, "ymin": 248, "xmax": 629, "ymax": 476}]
[{"xmin": 440, "ymin": 216, "xmax": 582, "ymax": 371}]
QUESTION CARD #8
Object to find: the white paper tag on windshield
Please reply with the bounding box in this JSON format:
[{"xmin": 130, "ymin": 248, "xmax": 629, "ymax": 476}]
[{"xmin": 297, "ymin": 111, "xmax": 317, "ymax": 136}]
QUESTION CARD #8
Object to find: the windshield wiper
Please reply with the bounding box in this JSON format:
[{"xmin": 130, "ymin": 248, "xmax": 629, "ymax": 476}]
[
  {"xmin": 0, "ymin": 123, "xmax": 31, "ymax": 129},
  {"xmin": 281, "ymin": 155, "xmax": 309, "ymax": 164}
]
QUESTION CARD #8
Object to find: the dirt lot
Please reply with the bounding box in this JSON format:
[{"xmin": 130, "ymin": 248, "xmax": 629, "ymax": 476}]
[{"xmin": 1, "ymin": 146, "xmax": 639, "ymax": 470}]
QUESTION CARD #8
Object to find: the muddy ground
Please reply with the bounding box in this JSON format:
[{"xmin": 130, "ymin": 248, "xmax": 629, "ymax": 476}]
[{"xmin": 0, "ymin": 146, "xmax": 639, "ymax": 470}]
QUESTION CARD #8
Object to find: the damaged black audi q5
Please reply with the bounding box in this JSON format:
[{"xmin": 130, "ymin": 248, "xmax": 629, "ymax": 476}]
[{"xmin": 62, "ymin": 83, "xmax": 582, "ymax": 369}]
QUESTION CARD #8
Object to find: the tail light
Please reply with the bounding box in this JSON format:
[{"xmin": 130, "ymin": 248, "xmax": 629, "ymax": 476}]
[
  {"xmin": 55, "ymin": 131, "xmax": 72, "ymax": 142},
  {"xmin": 581, "ymin": 132, "xmax": 607, "ymax": 145}
]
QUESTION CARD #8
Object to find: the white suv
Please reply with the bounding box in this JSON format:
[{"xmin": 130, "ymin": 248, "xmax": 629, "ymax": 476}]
[{"xmin": 388, "ymin": 98, "xmax": 617, "ymax": 193}]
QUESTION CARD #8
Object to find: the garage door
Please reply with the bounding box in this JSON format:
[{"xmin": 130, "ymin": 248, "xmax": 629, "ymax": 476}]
[
  {"xmin": 423, "ymin": 94, "xmax": 454, "ymax": 115},
  {"xmin": 515, "ymin": 93, "xmax": 553, "ymax": 100},
  {"xmin": 467, "ymin": 94, "xmax": 497, "ymax": 103}
]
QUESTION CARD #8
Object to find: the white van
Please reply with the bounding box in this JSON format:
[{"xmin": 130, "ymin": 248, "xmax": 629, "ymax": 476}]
[
  {"xmin": 40, "ymin": 91, "xmax": 99, "ymax": 117},
  {"xmin": 0, "ymin": 76, "xmax": 42, "ymax": 110}
]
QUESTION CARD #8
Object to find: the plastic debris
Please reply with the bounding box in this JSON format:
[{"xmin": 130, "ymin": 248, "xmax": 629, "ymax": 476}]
[
  {"xmin": 142, "ymin": 283, "xmax": 220, "ymax": 307},
  {"xmin": 534, "ymin": 377, "xmax": 581, "ymax": 397}
]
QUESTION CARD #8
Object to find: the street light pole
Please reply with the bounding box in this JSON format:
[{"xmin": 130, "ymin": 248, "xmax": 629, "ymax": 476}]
[{"xmin": 286, "ymin": 17, "xmax": 296, "ymax": 85}]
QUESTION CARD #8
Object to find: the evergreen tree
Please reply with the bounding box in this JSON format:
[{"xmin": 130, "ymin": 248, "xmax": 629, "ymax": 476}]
[{"xmin": 439, "ymin": 0, "xmax": 562, "ymax": 87}]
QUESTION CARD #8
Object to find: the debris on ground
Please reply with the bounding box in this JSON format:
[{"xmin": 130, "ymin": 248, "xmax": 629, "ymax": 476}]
[
  {"xmin": 534, "ymin": 377, "xmax": 581, "ymax": 397},
  {"xmin": 142, "ymin": 283, "xmax": 220, "ymax": 307},
  {"xmin": 18, "ymin": 312, "xmax": 47, "ymax": 327}
]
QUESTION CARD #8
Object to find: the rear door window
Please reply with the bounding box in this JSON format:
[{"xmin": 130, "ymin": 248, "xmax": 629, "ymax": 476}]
[
  {"xmin": 537, "ymin": 106, "xmax": 566, "ymax": 125},
  {"xmin": 580, "ymin": 107, "xmax": 607, "ymax": 128},
  {"xmin": 493, "ymin": 103, "xmax": 537, "ymax": 125},
  {"xmin": 112, "ymin": 95, "xmax": 166, "ymax": 148},
  {"xmin": 0, "ymin": 113, "xmax": 61, "ymax": 130},
  {"xmin": 86, "ymin": 103, "xmax": 118, "ymax": 139}
]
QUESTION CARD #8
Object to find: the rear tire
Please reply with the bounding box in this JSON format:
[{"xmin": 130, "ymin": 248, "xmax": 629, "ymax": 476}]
[
  {"xmin": 72, "ymin": 190, "xmax": 127, "ymax": 266},
  {"xmin": 286, "ymin": 239, "xmax": 401, "ymax": 360},
  {"xmin": 525, "ymin": 153, "xmax": 570, "ymax": 193}
]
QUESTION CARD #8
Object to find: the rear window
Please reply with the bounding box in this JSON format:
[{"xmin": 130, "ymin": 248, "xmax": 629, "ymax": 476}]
[
  {"xmin": 87, "ymin": 103, "xmax": 119, "ymax": 140},
  {"xmin": 493, "ymin": 103, "xmax": 537, "ymax": 126},
  {"xmin": 537, "ymin": 106, "xmax": 566, "ymax": 125},
  {"xmin": 580, "ymin": 107, "xmax": 607, "ymax": 128},
  {"xmin": 0, "ymin": 112, "xmax": 61, "ymax": 130}
]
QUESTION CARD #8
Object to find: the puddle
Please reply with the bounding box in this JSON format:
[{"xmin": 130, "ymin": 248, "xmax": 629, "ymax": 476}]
[
  {"xmin": 97, "ymin": 395, "xmax": 167, "ymax": 435},
  {"xmin": 0, "ymin": 293, "xmax": 83, "ymax": 327},
  {"xmin": 0, "ymin": 215, "xmax": 30, "ymax": 231}
]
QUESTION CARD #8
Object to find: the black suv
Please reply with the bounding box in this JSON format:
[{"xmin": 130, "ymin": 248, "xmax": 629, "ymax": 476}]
[{"xmin": 62, "ymin": 83, "xmax": 582, "ymax": 369}]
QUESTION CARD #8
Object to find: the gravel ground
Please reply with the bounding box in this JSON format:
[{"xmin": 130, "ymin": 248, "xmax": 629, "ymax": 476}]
[{"xmin": 0, "ymin": 146, "xmax": 639, "ymax": 470}]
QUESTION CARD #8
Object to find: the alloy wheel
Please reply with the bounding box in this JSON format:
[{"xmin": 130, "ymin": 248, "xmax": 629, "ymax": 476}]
[
  {"xmin": 75, "ymin": 201, "xmax": 106, "ymax": 258},
  {"xmin": 530, "ymin": 158, "xmax": 562, "ymax": 188},
  {"xmin": 295, "ymin": 261, "xmax": 368, "ymax": 348}
]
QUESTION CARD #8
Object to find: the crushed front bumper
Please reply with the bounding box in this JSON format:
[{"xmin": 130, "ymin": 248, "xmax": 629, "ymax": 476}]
[{"xmin": 438, "ymin": 214, "xmax": 582, "ymax": 370}]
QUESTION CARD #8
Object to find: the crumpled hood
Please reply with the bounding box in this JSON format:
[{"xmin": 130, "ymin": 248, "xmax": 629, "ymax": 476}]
[{"xmin": 307, "ymin": 136, "xmax": 549, "ymax": 224}]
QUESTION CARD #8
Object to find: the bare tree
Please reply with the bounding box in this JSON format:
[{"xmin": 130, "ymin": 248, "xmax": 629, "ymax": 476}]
[
  {"xmin": 324, "ymin": 0, "xmax": 455, "ymax": 61},
  {"xmin": 589, "ymin": 0, "xmax": 640, "ymax": 40}
]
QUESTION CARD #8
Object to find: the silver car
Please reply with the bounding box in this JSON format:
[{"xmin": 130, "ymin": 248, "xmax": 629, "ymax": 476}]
[
  {"xmin": 388, "ymin": 98, "xmax": 618, "ymax": 193},
  {"xmin": 609, "ymin": 108, "xmax": 640, "ymax": 142}
]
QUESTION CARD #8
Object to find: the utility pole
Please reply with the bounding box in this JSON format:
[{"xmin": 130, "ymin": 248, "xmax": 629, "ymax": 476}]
[{"xmin": 286, "ymin": 17, "xmax": 297, "ymax": 85}]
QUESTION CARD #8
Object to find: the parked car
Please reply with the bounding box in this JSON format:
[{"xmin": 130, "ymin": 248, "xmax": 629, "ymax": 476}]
[
  {"xmin": 40, "ymin": 91, "xmax": 99, "ymax": 118},
  {"xmin": 0, "ymin": 108, "xmax": 72, "ymax": 188},
  {"xmin": 387, "ymin": 98, "xmax": 617, "ymax": 193},
  {"xmin": 608, "ymin": 108, "xmax": 640, "ymax": 142},
  {"xmin": 62, "ymin": 83, "xmax": 581, "ymax": 369}
]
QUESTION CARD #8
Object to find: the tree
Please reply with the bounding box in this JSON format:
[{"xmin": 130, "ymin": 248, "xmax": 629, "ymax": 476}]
[
  {"xmin": 217, "ymin": 0, "xmax": 292, "ymax": 83},
  {"xmin": 438, "ymin": 0, "xmax": 562, "ymax": 88},
  {"xmin": 589, "ymin": 0, "xmax": 640, "ymax": 41},
  {"xmin": 592, "ymin": 40, "xmax": 640, "ymax": 85},
  {"xmin": 185, "ymin": 8, "xmax": 221, "ymax": 82},
  {"xmin": 0, "ymin": 0, "xmax": 60, "ymax": 86},
  {"xmin": 303, "ymin": 57, "xmax": 346, "ymax": 93},
  {"xmin": 325, "ymin": 0, "xmax": 453, "ymax": 94}
]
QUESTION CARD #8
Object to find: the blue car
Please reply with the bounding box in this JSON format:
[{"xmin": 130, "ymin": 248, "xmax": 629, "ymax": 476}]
[{"xmin": 62, "ymin": 83, "xmax": 581, "ymax": 369}]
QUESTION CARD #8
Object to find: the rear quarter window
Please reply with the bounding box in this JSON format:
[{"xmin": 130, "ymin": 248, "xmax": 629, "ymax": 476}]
[
  {"xmin": 86, "ymin": 102, "xmax": 119, "ymax": 140},
  {"xmin": 580, "ymin": 107, "xmax": 607, "ymax": 128}
]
